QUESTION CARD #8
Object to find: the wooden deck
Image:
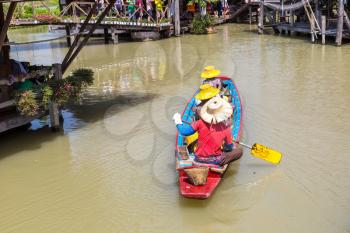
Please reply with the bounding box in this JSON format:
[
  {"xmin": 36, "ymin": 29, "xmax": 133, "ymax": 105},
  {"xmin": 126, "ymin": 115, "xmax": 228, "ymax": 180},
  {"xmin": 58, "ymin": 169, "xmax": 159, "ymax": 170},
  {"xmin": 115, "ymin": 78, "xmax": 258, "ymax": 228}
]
[{"xmin": 11, "ymin": 19, "xmax": 172, "ymax": 31}]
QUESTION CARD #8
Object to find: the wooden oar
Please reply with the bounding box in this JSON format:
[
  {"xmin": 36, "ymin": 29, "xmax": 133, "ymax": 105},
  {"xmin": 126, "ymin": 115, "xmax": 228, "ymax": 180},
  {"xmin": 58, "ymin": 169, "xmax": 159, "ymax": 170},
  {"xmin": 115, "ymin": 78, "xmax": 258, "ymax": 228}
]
[{"xmin": 181, "ymin": 120, "xmax": 282, "ymax": 165}]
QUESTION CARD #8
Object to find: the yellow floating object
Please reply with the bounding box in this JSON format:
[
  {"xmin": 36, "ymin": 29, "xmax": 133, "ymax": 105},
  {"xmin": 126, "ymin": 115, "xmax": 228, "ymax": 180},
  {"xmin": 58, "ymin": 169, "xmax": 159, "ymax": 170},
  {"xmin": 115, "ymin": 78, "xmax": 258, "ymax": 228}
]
[
  {"xmin": 201, "ymin": 66, "xmax": 221, "ymax": 79},
  {"xmin": 186, "ymin": 132, "xmax": 198, "ymax": 146},
  {"xmin": 251, "ymin": 143, "xmax": 282, "ymax": 164},
  {"xmin": 195, "ymin": 84, "xmax": 220, "ymax": 100}
]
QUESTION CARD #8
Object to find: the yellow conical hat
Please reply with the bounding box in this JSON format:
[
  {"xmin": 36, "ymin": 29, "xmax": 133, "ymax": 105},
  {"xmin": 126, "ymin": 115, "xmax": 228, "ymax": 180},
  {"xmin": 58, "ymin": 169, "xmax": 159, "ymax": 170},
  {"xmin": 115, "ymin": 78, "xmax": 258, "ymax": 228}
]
[
  {"xmin": 195, "ymin": 84, "xmax": 220, "ymax": 100},
  {"xmin": 200, "ymin": 66, "xmax": 221, "ymax": 79}
]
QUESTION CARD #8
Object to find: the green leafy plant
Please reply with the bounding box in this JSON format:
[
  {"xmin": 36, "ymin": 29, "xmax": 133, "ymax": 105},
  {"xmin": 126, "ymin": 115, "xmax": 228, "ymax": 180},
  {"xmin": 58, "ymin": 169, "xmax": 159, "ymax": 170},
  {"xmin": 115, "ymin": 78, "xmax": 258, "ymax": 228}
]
[
  {"xmin": 15, "ymin": 90, "xmax": 40, "ymax": 116},
  {"xmin": 191, "ymin": 13, "xmax": 215, "ymax": 34},
  {"xmin": 15, "ymin": 68, "xmax": 94, "ymax": 116}
]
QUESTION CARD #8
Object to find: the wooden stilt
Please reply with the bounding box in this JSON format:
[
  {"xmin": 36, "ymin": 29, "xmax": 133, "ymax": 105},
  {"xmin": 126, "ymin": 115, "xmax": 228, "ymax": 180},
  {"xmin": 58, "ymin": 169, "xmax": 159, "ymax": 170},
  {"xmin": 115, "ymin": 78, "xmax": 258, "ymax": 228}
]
[
  {"xmin": 111, "ymin": 29, "xmax": 118, "ymax": 44},
  {"xmin": 321, "ymin": 15, "xmax": 326, "ymax": 44},
  {"xmin": 174, "ymin": 0, "xmax": 180, "ymax": 36},
  {"xmin": 311, "ymin": 16, "xmax": 315, "ymax": 43},
  {"xmin": 335, "ymin": 0, "xmax": 344, "ymax": 46},
  {"xmin": 258, "ymin": 1, "xmax": 264, "ymax": 34},
  {"xmin": 49, "ymin": 64, "xmax": 62, "ymax": 131},
  {"xmin": 249, "ymin": 5, "xmax": 252, "ymax": 24}
]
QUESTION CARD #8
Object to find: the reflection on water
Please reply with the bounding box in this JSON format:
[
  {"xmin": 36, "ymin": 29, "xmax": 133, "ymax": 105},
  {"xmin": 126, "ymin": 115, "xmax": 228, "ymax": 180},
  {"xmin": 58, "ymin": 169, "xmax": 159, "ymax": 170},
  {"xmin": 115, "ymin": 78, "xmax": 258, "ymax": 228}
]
[{"xmin": 1, "ymin": 24, "xmax": 350, "ymax": 233}]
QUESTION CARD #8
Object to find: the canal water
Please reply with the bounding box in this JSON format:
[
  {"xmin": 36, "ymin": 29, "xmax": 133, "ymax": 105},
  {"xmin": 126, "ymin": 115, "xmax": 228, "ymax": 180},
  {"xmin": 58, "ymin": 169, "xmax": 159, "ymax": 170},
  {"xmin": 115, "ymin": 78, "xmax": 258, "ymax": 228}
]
[{"xmin": 1, "ymin": 25, "xmax": 350, "ymax": 233}]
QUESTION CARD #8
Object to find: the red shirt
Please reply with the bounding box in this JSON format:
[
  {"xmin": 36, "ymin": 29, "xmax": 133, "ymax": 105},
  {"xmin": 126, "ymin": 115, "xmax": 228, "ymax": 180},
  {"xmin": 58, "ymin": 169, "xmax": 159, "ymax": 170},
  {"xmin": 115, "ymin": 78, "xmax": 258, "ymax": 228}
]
[{"xmin": 191, "ymin": 119, "xmax": 232, "ymax": 158}]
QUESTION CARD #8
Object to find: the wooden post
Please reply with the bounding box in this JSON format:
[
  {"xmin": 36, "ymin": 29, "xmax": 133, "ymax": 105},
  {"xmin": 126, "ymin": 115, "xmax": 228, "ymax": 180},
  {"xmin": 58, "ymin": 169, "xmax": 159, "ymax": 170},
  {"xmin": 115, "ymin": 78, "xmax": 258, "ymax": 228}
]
[
  {"xmin": 49, "ymin": 64, "xmax": 62, "ymax": 131},
  {"xmin": 65, "ymin": 25, "xmax": 71, "ymax": 47},
  {"xmin": 249, "ymin": 5, "xmax": 252, "ymax": 24},
  {"xmin": 174, "ymin": 0, "xmax": 180, "ymax": 36},
  {"xmin": 335, "ymin": 0, "xmax": 344, "ymax": 46},
  {"xmin": 321, "ymin": 15, "xmax": 326, "ymax": 44},
  {"xmin": 258, "ymin": 1, "xmax": 264, "ymax": 34},
  {"xmin": 311, "ymin": 16, "xmax": 315, "ymax": 43},
  {"xmin": 111, "ymin": 29, "xmax": 118, "ymax": 44}
]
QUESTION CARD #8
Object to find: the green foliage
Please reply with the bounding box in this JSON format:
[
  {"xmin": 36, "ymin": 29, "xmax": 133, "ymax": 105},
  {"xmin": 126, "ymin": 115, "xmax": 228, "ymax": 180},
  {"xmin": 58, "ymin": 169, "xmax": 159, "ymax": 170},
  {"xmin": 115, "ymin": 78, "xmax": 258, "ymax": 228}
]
[
  {"xmin": 15, "ymin": 68, "xmax": 94, "ymax": 116},
  {"xmin": 52, "ymin": 6, "xmax": 61, "ymax": 16},
  {"xmin": 34, "ymin": 7, "xmax": 50, "ymax": 15},
  {"xmin": 191, "ymin": 13, "xmax": 215, "ymax": 34},
  {"xmin": 15, "ymin": 90, "xmax": 40, "ymax": 116},
  {"xmin": 187, "ymin": 0, "xmax": 206, "ymax": 9}
]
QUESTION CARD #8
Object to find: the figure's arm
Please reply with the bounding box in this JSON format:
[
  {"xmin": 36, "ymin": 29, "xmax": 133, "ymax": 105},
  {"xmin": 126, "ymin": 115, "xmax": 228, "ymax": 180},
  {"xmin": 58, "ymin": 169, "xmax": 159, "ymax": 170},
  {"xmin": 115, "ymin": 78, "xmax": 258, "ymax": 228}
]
[
  {"xmin": 173, "ymin": 113, "xmax": 197, "ymax": 136},
  {"xmin": 176, "ymin": 124, "xmax": 196, "ymax": 136},
  {"xmin": 223, "ymin": 128, "xmax": 233, "ymax": 152}
]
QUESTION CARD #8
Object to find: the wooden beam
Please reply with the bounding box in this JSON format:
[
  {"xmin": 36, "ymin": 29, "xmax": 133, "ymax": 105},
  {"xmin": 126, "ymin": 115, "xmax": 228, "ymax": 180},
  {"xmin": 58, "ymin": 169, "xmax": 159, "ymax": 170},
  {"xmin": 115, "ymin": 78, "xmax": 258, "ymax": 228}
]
[
  {"xmin": 61, "ymin": 2, "xmax": 97, "ymax": 72},
  {"xmin": 62, "ymin": 0, "xmax": 116, "ymax": 73},
  {"xmin": 0, "ymin": 2, "xmax": 17, "ymax": 53},
  {"xmin": 335, "ymin": 0, "xmax": 344, "ymax": 46}
]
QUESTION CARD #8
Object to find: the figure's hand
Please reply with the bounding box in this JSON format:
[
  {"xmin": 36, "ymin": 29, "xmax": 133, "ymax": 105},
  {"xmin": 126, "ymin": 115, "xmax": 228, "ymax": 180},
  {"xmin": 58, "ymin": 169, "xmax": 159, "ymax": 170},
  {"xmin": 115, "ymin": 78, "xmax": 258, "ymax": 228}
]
[{"xmin": 172, "ymin": 112, "xmax": 183, "ymax": 125}]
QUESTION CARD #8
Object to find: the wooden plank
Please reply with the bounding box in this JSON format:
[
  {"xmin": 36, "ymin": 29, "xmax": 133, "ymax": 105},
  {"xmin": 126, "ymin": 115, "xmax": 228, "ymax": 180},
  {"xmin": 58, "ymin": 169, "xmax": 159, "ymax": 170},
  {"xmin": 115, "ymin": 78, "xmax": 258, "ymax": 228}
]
[
  {"xmin": 0, "ymin": 2, "xmax": 16, "ymax": 53},
  {"xmin": 0, "ymin": 99, "xmax": 14, "ymax": 109}
]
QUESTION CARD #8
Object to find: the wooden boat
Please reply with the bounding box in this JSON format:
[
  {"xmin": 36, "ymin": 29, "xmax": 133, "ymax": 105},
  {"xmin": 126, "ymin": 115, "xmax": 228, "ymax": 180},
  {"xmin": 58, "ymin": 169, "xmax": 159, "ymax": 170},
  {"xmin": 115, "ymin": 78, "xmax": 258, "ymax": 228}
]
[{"xmin": 175, "ymin": 76, "xmax": 243, "ymax": 199}]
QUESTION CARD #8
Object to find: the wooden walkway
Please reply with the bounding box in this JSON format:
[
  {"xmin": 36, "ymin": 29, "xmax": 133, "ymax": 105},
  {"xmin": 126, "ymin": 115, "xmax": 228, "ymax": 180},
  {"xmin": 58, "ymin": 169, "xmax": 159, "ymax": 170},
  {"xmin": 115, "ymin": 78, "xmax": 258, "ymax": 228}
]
[{"xmin": 11, "ymin": 18, "xmax": 172, "ymax": 31}]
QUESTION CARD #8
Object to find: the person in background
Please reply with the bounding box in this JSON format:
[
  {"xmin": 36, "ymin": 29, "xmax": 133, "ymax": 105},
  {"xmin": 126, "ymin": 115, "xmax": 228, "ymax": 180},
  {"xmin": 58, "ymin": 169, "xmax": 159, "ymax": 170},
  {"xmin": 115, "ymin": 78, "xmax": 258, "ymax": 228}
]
[
  {"xmin": 114, "ymin": 0, "xmax": 123, "ymax": 16},
  {"xmin": 135, "ymin": 0, "xmax": 143, "ymax": 21},
  {"xmin": 127, "ymin": 0, "xmax": 136, "ymax": 20},
  {"xmin": 217, "ymin": 0, "xmax": 222, "ymax": 17},
  {"xmin": 146, "ymin": 0, "xmax": 153, "ymax": 22}
]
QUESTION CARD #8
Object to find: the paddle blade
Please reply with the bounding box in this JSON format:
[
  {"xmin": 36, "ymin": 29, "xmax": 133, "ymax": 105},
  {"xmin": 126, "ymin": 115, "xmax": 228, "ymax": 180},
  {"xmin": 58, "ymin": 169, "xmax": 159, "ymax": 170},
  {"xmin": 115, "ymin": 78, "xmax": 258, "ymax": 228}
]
[{"xmin": 251, "ymin": 143, "xmax": 282, "ymax": 164}]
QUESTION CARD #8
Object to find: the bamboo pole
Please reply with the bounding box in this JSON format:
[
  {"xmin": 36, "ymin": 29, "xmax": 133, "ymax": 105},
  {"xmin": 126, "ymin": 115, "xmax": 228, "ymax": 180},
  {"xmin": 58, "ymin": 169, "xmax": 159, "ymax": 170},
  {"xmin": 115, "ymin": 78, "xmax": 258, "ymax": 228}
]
[
  {"xmin": 335, "ymin": 0, "xmax": 344, "ymax": 46},
  {"xmin": 321, "ymin": 15, "xmax": 326, "ymax": 44}
]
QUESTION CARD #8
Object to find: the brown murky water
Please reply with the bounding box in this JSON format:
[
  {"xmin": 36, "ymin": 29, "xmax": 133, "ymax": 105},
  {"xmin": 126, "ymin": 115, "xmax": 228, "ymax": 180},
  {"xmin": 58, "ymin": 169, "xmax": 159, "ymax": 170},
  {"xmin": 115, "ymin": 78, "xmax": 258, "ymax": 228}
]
[{"xmin": 1, "ymin": 25, "xmax": 350, "ymax": 233}]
